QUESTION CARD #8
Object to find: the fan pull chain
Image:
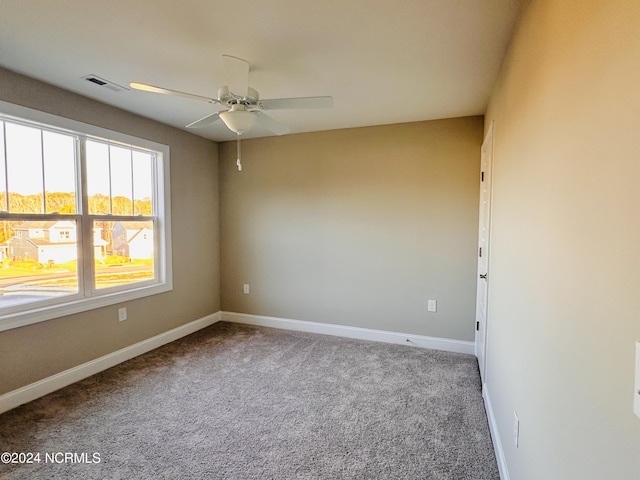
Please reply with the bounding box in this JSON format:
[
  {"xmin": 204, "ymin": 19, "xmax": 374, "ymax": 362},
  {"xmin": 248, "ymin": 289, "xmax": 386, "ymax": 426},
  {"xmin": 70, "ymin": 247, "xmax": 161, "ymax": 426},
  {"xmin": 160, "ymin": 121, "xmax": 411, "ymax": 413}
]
[{"xmin": 236, "ymin": 135, "xmax": 242, "ymax": 172}]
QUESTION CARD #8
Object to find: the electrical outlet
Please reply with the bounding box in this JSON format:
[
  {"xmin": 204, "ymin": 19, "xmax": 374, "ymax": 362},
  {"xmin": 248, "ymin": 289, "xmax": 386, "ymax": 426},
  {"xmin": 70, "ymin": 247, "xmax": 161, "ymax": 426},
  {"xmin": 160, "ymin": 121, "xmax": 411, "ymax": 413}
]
[
  {"xmin": 243, "ymin": 284, "xmax": 250, "ymax": 295},
  {"xmin": 513, "ymin": 411, "xmax": 520, "ymax": 448},
  {"xmin": 427, "ymin": 299, "xmax": 437, "ymax": 312},
  {"xmin": 118, "ymin": 307, "xmax": 127, "ymax": 322}
]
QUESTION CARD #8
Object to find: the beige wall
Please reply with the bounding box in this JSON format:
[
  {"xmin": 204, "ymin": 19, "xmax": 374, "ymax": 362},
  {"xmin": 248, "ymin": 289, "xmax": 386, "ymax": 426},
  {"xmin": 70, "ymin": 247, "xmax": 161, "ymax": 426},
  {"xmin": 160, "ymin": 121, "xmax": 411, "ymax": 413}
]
[
  {"xmin": 220, "ymin": 117, "xmax": 482, "ymax": 341},
  {"xmin": 0, "ymin": 68, "xmax": 220, "ymax": 394},
  {"xmin": 484, "ymin": 0, "xmax": 640, "ymax": 478}
]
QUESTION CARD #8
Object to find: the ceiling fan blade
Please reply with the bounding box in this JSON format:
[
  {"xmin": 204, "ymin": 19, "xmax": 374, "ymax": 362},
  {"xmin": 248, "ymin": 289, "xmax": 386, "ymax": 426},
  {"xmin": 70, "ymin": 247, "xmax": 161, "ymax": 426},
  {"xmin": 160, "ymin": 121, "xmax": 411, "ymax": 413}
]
[
  {"xmin": 130, "ymin": 82, "xmax": 218, "ymax": 104},
  {"xmin": 258, "ymin": 96, "xmax": 333, "ymax": 110},
  {"xmin": 255, "ymin": 111, "xmax": 291, "ymax": 135},
  {"xmin": 186, "ymin": 111, "xmax": 223, "ymax": 129},
  {"xmin": 222, "ymin": 55, "xmax": 249, "ymax": 98}
]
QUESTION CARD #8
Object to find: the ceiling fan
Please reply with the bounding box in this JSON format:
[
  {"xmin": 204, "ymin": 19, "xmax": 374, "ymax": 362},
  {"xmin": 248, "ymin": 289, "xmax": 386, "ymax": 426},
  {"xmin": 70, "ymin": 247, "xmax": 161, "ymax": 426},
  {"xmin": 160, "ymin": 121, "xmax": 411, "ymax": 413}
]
[{"xmin": 130, "ymin": 54, "xmax": 333, "ymax": 137}]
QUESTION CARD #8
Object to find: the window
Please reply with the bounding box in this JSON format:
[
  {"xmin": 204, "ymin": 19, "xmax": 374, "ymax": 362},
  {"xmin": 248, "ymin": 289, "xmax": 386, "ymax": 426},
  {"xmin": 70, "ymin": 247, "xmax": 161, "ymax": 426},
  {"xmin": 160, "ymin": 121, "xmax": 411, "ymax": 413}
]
[{"xmin": 0, "ymin": 101, "xmax": 172, "ymax": 331}]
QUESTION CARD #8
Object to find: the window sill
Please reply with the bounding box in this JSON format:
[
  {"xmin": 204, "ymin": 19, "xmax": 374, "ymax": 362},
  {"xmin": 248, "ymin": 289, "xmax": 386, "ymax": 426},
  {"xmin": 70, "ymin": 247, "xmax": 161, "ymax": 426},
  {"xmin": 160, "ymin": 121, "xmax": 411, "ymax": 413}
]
[{"xmin": 0, "ymin": 281, "xmax": 172, "ymax": 332}]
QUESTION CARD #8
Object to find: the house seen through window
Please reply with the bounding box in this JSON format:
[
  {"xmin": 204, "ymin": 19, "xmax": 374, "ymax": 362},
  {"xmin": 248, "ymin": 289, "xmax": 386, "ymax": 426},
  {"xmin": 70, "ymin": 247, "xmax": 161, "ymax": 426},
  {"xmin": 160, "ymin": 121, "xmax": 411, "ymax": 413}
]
[{"xmin": 0, "ymin": 103, "xmax": 171, "ymax": 330}]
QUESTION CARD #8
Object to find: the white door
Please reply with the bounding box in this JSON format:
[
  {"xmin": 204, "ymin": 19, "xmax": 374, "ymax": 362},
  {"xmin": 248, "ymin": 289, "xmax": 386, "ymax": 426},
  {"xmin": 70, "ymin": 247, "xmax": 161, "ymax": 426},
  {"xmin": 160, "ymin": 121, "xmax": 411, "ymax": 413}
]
[{"xmin": 475, "ymin": 122, "xmax": 493, "ymax": 383}]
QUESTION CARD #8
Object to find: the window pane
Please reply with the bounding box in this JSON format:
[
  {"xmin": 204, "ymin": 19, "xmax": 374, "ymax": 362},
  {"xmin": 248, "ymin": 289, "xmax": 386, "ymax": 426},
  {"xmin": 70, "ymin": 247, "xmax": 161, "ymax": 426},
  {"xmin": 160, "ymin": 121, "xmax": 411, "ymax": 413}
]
[
  {"xmin": 94, "ymin": 220, "xmax": 154, "ymax": 290},
  {"xmin": 86, "ymin": 142, "xmax": 153, "ymax": 217},
  {"xmin": 133, "ymin": 151, "xmax": 153, "ymax": 215},
  {"xmin": 43, "ymin": 130, "xmax": 76, "ymax": 214},
  {"xmin": 86, "ymin": 140, "xmax": 111, "ymax": 214},
  {"xmin": 0, "ymin": 219, "xmax": 79, "ymax": 309},
  {"xmin": 110, "ymin": 146, "xmax": 133, "ymax": 215},
  {"xmin": 5, "ymin": 123, "xmax": 44, "ymax": 214}
]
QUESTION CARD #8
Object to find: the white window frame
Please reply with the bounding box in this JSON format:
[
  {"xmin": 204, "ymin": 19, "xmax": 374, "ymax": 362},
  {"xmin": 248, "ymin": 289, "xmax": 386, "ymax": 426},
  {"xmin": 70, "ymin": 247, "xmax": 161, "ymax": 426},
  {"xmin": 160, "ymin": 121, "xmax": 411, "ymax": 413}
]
[{"xmin": 0, "ymin": 101, "xmax": 172, "ymax": 332}]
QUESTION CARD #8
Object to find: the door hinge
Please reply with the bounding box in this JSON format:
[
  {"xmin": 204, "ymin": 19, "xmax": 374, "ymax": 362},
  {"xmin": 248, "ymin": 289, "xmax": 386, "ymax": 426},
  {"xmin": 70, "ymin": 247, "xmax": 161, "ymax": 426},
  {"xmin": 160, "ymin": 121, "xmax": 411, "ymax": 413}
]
[
  {"xmin": 476, "ymin": 321, "xmax": 480, "ymax": 331},
  {"xmin": 481, "ymin": 171, "xmax": 484, "ymax": 182},
  {"xmin": 479, "ymin": 247, "xmax": 482, "ymax": 257}
]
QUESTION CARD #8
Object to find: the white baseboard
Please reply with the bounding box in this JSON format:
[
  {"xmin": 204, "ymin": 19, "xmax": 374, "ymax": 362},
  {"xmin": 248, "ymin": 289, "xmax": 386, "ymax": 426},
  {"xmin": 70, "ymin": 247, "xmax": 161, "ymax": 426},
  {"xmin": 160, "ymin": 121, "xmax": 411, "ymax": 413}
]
[
  {"xmin": 483, "ymin": 384, "xmax": 510, "ymax": 480},
  {"xmin": 221, "ymin": 311, "xmax": 475, "ymax": 355},
  {"xmin": 0, "ymin": 312, "xmax": 221, "ymax": 415}
]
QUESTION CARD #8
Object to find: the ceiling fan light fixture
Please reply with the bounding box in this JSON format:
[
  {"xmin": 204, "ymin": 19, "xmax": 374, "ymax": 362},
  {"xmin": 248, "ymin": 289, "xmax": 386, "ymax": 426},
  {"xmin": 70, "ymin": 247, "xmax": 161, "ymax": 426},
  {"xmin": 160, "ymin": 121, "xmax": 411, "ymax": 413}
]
[{"xmin": 219, "ymin": 109, "xmax": 257, "ymax": 135}]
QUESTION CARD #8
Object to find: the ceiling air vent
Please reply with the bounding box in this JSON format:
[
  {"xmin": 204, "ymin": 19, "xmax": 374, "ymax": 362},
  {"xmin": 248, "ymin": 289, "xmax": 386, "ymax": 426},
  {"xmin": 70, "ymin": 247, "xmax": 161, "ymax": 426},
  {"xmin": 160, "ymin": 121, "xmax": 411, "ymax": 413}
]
[{"xmin": 82, "ymin": 75, "xmax": 128, "ymax": 93}]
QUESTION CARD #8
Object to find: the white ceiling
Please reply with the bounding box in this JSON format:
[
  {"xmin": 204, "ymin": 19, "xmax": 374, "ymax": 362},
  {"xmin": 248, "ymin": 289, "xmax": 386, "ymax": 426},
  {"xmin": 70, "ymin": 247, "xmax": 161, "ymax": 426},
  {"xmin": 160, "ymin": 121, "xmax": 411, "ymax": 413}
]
[{"xmin": 0, "ymin": 0, "xmax": 522, "ymax": 142}]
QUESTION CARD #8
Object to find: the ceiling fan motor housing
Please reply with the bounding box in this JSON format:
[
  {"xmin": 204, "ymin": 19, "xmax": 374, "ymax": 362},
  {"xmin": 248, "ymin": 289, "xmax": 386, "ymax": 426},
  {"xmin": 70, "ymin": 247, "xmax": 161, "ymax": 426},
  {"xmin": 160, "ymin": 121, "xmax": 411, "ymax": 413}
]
[{"xmin": 218, "ymin": 86, "xmax": 259, "ymax": 107}]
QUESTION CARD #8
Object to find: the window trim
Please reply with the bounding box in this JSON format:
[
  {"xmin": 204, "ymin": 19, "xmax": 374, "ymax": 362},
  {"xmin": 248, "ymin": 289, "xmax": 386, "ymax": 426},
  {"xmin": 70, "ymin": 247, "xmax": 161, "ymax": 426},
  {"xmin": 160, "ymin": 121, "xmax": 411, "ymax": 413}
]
[{"xmin": 0, "ymin": 100, "xmax": 172, "ymax": 332}]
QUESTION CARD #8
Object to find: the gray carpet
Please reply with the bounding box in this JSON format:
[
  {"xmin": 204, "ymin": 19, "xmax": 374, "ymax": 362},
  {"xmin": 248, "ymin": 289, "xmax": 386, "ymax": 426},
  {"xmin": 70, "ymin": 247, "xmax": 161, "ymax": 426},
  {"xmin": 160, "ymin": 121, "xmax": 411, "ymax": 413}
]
[{"xmin": 0, "ymin": 322, "xmax": 499, "ymax": 479}]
